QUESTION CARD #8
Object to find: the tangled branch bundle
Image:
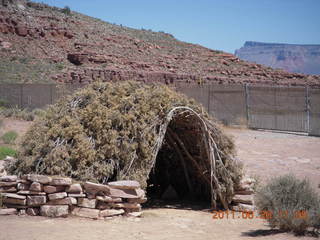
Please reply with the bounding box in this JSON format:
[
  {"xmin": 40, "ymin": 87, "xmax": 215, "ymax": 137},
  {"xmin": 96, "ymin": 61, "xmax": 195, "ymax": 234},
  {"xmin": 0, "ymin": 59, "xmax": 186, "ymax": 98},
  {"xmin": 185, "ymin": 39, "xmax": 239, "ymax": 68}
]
[{"xmin": 9, "ymin": 81, "xmax": 242, "ymax": 208}]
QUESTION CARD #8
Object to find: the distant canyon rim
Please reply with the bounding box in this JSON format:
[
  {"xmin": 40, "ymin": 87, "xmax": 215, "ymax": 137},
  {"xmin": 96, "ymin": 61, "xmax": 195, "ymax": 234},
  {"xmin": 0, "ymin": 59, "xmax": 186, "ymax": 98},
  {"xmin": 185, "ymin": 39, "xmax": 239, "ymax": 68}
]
[{"xmin": 235, "ymin": 41, "xmax": 320, "ymax": 76}]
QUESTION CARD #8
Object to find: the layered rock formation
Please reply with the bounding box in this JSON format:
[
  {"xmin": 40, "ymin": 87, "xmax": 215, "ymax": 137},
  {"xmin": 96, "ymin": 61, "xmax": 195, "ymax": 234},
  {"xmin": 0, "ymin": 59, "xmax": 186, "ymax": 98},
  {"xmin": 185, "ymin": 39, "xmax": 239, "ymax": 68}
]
[
  {"xmin": 0, "ymin": 1, "xmax": 320, "ymax": 87},
  {"xmin": 235, "ymin": 41, "xmax": 320, "ymax": 75}
]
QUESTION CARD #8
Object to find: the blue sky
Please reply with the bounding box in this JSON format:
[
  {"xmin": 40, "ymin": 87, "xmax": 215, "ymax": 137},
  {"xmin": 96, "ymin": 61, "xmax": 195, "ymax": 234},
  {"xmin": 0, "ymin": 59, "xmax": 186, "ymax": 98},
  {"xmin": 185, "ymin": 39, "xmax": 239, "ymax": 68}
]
[{"xmin": 33, "ymin": 0, "xmax": 320, "ymax": 53}]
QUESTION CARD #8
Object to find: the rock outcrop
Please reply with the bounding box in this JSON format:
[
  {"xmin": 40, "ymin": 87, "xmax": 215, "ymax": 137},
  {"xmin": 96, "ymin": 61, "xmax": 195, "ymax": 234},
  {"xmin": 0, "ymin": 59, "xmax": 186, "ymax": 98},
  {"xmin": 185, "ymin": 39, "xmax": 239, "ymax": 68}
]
[{"xmin": 235, "ymin": 41, "xmax": 320, "ymax": 75}]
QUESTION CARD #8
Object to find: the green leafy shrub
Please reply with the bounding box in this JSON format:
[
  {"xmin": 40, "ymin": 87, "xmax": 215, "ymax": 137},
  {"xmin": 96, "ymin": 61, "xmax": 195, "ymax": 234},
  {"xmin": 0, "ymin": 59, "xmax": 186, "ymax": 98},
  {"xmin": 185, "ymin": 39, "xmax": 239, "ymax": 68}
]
[
  {"xmin": 0, "ymin": 146, "xmax": 17, "ymax": 160},
  {"xmin": 1, "ymin": 131, "xmax": 18, "ymax": 144},
  {"xmin": 255, "ymin": 174, "xmax": 320, "ymax": 234}
]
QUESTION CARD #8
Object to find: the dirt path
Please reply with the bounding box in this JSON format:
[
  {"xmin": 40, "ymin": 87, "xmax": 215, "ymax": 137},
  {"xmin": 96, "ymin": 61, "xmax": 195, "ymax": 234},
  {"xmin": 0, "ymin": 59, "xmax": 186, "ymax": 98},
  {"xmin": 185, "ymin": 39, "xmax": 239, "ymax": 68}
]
[{"xmin": 0, "ymin": 209, "xmax": 317, "ymax": 240}]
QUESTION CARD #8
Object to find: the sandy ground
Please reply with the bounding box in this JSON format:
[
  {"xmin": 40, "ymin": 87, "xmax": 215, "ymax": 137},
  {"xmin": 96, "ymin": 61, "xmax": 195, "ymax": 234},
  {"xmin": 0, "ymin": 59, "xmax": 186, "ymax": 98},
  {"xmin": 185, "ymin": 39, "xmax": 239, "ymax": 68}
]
[
  {"xmin": 0, "ymin": 120, "xmax": 319, "ymax": 240},
  {"xmin": 225, "ymin": 127, "xmax": 320, "ymax": 194},
  {"xmin": 0, "ymin": 209, "xmax": 318, "ymax": 240}
]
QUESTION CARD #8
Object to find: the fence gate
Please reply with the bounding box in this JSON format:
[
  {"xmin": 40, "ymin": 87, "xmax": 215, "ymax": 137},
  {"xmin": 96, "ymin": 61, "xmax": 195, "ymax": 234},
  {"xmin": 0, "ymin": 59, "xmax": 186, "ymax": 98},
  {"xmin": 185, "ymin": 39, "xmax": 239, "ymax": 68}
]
[
  {"xmin": 247, "ymin": 85, "xmax": 308, "ymax": 132},
  {"xmin": 309, "ymin": 88, "xmax": 320, "ymax": 136}
]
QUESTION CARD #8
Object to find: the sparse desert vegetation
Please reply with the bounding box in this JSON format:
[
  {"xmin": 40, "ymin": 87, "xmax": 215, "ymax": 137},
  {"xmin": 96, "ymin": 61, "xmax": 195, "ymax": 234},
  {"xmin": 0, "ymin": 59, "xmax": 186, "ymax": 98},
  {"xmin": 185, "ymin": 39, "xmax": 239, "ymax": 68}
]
[
  {"xmin": 255, "ymin": 174, "xmax": 320, "ymax": 234},
  {"xmin": 0, "ymin": 116, "xmax": 33, "ymax": 160},
  {"xmin": 0, "ymin": 146, "xmax": 16, "ymax": 160},
  {"xmin": 0, "ymin": 107, "xmax": 45, "ymax": 121},
  {"xmin": 1, "ymin": 130, "xmax": 18, "ymax": 144}
]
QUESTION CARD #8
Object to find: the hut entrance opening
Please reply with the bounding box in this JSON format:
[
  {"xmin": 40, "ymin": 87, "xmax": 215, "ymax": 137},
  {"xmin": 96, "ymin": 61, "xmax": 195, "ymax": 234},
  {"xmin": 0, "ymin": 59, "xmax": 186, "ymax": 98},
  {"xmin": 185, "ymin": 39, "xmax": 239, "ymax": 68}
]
[{"xmin": 146, "ymin": 111, "xmax": 212, "ymax": 205}]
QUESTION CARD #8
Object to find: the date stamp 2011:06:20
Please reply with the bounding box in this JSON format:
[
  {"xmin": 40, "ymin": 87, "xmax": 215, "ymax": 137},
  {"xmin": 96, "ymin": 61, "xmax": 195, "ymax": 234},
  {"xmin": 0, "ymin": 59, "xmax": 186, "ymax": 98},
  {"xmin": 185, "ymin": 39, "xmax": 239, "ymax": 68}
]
[{"xmin": 212, "ymin": 210, "xmax": 309, "ymax": 220}]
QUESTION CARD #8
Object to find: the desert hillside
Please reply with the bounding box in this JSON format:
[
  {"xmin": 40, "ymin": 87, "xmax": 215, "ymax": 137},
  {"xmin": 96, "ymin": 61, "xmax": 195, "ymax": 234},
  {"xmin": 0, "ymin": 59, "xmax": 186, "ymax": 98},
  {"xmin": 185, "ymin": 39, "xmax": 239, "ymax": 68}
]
[{"xmin": 1, "ymin": 0, "xmax": 320, "ymax": 87}]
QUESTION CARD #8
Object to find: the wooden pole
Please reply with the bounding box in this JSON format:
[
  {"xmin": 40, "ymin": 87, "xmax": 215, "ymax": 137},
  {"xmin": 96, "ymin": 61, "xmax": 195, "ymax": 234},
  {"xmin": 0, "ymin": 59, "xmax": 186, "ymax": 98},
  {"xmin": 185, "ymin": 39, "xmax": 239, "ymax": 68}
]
[{"xmin": 166, "ymin": 131, "xmax": 193, "ymax": 194}]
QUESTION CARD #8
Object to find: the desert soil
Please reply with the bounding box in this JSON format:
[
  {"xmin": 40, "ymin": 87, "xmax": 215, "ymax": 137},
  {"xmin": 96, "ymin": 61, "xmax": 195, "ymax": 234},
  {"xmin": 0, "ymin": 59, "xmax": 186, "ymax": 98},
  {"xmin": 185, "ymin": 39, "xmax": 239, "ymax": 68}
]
[
  {"xmin": 0, "ymin": 118, "xmax": 33, "ymax": 144},
  {"xmin": 0, "ymin": 120, "xmax": 319, "ymax": 240},
  {"xmin": 225, "ymin": 128, "xmax": 320, "ymax": 194}
]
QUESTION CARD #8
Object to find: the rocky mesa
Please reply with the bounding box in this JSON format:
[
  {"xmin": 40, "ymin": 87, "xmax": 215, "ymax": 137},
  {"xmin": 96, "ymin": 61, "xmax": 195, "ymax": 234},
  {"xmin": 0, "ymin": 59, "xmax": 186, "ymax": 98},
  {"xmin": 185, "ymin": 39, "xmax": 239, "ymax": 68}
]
[{"xmin": 235, "ymin": 41, "xmax": 320, "ymax": 76}]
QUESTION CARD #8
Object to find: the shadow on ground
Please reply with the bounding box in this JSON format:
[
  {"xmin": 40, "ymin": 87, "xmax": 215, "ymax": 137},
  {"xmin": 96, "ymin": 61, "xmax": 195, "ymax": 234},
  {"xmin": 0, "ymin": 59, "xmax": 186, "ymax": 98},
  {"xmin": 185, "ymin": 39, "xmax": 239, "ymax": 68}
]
[
  {"xmin": 242, "ymin": 229, "xmax": 286, "ymax": 237},
  {"xmin": 143, "ymin": 199, "xmax": 212, "ymax": 212},
  {"xmin": 242, "ymin": 229, "xmax": 319, "ymax": 238}
]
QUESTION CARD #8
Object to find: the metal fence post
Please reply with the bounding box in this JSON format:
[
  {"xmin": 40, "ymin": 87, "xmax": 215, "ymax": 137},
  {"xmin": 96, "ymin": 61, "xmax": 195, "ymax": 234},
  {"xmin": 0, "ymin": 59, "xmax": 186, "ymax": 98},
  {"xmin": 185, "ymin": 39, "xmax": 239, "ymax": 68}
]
[
  {"xmin": 20, "ymin": 84, "xmax": 23, "ymax": 108},
  {"xmin": 244, "ymin": 84, "xmax": 249, "ymax": 127},
  {"xmin": 306, "ymin": 86, "xmax": 310, "ymax": 134},
  {"xmin": 50, "ymin": 84, "xmax": 53, "ymax": 104}
]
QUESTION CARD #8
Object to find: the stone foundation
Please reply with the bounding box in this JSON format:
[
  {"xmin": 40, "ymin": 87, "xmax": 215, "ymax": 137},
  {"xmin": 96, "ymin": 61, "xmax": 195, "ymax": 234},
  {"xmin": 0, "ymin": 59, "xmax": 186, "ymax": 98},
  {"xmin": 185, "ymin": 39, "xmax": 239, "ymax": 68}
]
[
  {"xmin": 231, "ymin": 177, "xmax": 256, "ymax": 212},
  {"xmin": 0, "ymin": 175, "xmax": 146, "ymax": 219}
]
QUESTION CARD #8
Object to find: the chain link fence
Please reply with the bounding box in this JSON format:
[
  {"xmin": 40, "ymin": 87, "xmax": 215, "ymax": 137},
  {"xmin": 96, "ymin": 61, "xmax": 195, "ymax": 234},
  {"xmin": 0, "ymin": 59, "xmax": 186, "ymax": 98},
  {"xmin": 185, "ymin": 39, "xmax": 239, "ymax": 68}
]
[
  {"xmin": 1, "ymin": 83, "xmax": 319, "ymax": 136},
  {"xmin": 246, "ymin": 85, "xmax": 307, "ymax": 133},
  {"xmin": 0, "ymin": 84, "xmax": 84, "ymax": 109},
  {"xmin": 309, "ymin": 88, "xmax": 320, "ymax": 136},
  {"xmin": 175, "ymin": 83, "xmax": 247, "ymax": 125}
]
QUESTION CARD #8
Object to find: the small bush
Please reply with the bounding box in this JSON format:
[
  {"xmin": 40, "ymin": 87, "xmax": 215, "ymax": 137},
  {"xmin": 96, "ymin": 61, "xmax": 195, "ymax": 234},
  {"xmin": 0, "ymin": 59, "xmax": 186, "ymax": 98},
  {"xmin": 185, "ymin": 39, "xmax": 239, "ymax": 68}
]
[
  {"xmin": 0, "ymin": 107, "xmax": 21, "ymax": 118},
  {"xmin": 55, "ymin": 63, "xmax": 64, "ymax": 71},
  {"xmin": 1, "ymin": 131, "xmax": 18, "ymax": 144},
  {"xmin": 61, "ymin": 6, "xmax": 71, "ymax": 15},
  {"xmin": 255, "ymin": 174, "xmax": 320, "ymax": 234},
  {"xmin": 18, "ymin": 57, "xmax": 30, "ymax": 64},
  {"xmin": 0, "ymin": 99, "xmax": 8, "ymax": 107},
  {"xmin": 20, "ymin": 111, "xmax": 35, "ymax": 121},
  {"xmin": 32, "ymin": 109, "xmax": 46, "ymax": 118},
  {"xmin": 0, "ymin": 146, "xmax": 17, "ymax": 160},
  {"xmin": 0, "ymin": 107, "xmax": 37, "ymax": 121}
]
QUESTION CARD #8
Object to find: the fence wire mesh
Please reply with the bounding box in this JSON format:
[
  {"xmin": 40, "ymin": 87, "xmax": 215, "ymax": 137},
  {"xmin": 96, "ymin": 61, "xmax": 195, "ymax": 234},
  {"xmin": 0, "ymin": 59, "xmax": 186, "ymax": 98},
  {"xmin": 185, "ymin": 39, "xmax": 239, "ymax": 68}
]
[
  {"xmin": 175, "ymin": 83, "xmax": 247, "ymax": 126},
  {"xmin": 0, "ymin": 83, "xmax": 319, "ymax": 136},
  {"xmin": 247, "ymin": 86, "xmax": 307, "ymax": 132},
  {"xmin": 209, "ymin": 84, "xmax": 246, "ymax": 125},
  {"xmin": 309, "ymin": 88, "xmax": 320, "ymax": 136}
]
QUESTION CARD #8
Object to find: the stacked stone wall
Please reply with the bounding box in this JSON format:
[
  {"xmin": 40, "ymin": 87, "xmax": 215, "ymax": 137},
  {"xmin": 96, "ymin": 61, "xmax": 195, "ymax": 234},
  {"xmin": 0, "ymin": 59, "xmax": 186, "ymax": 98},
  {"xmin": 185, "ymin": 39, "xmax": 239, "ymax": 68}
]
[{"xmin": 0, "ymin": 175, "xmax": 145, "ymax": 219}]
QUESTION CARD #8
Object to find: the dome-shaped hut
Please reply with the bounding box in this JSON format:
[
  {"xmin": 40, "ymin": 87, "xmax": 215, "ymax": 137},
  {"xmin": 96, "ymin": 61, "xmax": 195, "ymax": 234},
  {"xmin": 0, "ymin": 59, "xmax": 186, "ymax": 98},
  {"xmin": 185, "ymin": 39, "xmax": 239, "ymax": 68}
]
[{"xmin": 9, "ymin": 81, "xmax": 243, "ymax": 209}]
